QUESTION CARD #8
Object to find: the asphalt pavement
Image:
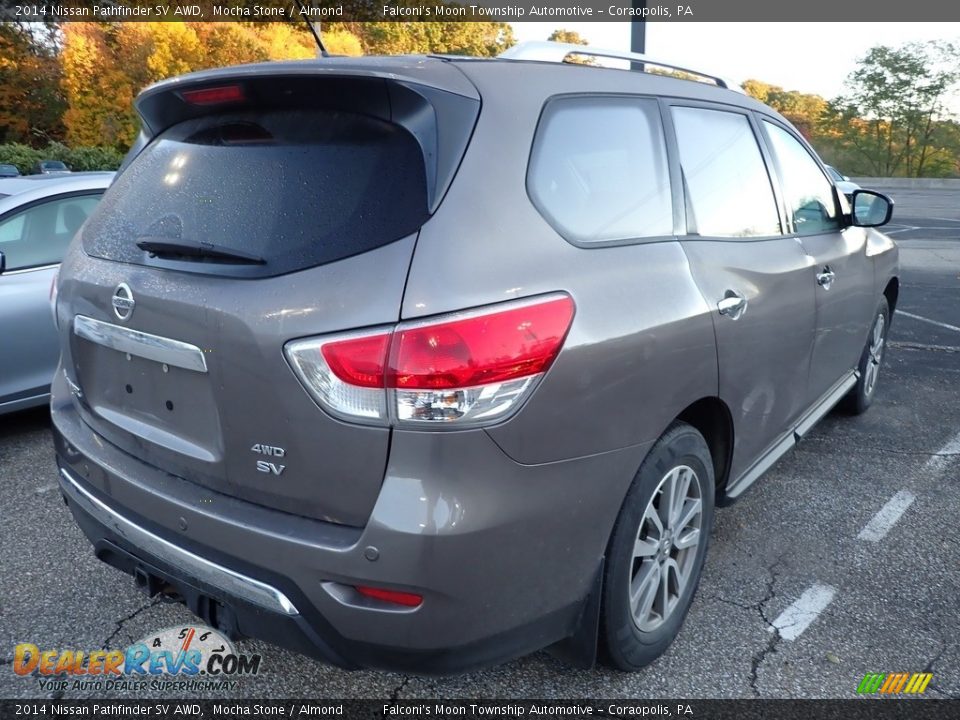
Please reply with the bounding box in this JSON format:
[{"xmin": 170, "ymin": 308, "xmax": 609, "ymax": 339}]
[{"xmin": 1, "ymin": 189, "xmax": 958, "ymax": 700}]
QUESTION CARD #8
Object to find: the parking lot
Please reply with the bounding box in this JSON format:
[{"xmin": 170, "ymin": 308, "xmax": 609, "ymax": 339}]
[{"xmin": 1, "ymin": 187, "xmax": 958, "ymax": 700}]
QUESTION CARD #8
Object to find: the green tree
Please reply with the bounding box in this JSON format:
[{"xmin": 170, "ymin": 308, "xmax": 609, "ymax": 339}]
[{"xmin": 822, "ymin": 41, "xmax": 959, "ymax": 177}]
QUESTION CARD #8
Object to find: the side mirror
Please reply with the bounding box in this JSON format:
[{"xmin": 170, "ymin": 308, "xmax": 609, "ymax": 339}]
[{"xmin": 850, "ymin": 189, "xmax": 894, "ymax": 228}]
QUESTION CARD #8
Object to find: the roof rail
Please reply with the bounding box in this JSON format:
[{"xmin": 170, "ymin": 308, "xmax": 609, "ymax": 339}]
[{"xmin": 499, "ymin": 41, "xmax": 743, "ymax": 93}]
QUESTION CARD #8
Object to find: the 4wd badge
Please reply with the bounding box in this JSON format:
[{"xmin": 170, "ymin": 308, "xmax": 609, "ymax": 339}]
[{"xmin": 251, "ymin": 444, "xmax": 285, "ymax": 476}]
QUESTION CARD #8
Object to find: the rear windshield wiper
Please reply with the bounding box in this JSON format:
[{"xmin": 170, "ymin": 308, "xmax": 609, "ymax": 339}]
[{"xmin": 136, "ymin": 238, "xmax": 266, "ymax": 265}]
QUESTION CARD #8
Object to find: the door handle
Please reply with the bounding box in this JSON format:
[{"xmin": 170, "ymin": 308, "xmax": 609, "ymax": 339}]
[
  {"xmin": 717, "ymin": 292, "xmax": 748, "ymax": 320},
  {"xmin": 817, "ymin": 267, "xmax": 835, "ymax": 289}
]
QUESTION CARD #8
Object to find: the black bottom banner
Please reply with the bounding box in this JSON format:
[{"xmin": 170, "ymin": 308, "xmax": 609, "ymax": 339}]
[{"xmin": 2, "ymin": 699, "xmax": 959, "ymax": 720}]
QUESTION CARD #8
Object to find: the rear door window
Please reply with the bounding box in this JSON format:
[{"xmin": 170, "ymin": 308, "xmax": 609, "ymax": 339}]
[
  {"xmin": 0, "ymin": 194, "xmax": 101, "ymax": 271},
  {"xmin": 82, "ymin": 110, "xmax": 429, "ymax": 278},
  {"xmin": 527, "ymin": 96, "xmax": 673, "ymax": 245},
  {"xmin": 671, "ymin": 106, "xmax": 781, "ymax": 238}
]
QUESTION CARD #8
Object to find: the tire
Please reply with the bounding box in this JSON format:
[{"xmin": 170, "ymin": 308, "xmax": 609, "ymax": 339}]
[
  {"xmin": 842, "ymin": 296, "xmax": 890, "ymax": 415},
  {"xmin": 600, "ymin": 421, "xmax": 715, "ymax": 671}
]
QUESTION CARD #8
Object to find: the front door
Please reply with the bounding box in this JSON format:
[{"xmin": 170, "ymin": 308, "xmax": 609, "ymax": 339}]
[{"xmin": 760, "ymin": 120, "xmax": 876, "ymax": 401}]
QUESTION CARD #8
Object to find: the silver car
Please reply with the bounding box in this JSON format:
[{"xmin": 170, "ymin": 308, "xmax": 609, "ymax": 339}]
[
  {"xmin": 826, "ymin": 165, "xmax": 861, "ymax": 201},
  {"xmin": 0, "ymin": 173, "xmax": 113, "ymax": 414}
]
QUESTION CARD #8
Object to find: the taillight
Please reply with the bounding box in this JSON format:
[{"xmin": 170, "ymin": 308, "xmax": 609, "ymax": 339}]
[
  {"xmin": 286, "ymin": 329, "xmax": 390, "ymax": 423},
  {"xmin": 284, "ymin": 294, "xmax": 574, "ymax": 427}
]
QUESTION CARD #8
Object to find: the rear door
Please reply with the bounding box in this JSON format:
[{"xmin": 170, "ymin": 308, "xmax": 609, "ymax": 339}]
[
  {"xmin": 668, "ymin": 103, "xmax": 816, "ymax": 488},
  {"xmin": 58, "ymin": 69, "xmax": 479, "ymax": 527},
  {"xmin": 759, "ymin": 119, "xmax": 876, "ymax": 401}
]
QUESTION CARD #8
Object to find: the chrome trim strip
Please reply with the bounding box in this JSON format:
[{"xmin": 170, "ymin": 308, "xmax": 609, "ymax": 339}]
[
  {"xmin": 725, "ymin": 432, "xmax": 795, "ymax": 500},
  {"xmin": 1, "ymin": 262, "xmax": 59, "ymax": 276},
  {"xmin": 726, "ymin": 371, "xmax": 858, "ymax": 500},
  {"xmin": 795, "ymin": 372, "xmax": 857, "ymax": 438},
  {"xmin": 73, "ymin": 315, "xmax": 208, "ymax": 373},
  {"xmin": 59, "ymin": 467, "xmax": 300, "ymax": 616}
]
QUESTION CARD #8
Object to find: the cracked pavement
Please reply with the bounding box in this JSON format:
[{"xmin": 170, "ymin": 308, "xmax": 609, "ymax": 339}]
[{"xmin": 1, "ymin": 192, "xmax": 958, "ymax": 699}]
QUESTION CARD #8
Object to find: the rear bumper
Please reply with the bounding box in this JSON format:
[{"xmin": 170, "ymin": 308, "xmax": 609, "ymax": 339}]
[
  {"xmin": 51, "ymin": 372, "xmax": 650, "ymax": 673},
  {"xmin": 59, "ymin": 465, "xmax": 299, "ymax": 617}
]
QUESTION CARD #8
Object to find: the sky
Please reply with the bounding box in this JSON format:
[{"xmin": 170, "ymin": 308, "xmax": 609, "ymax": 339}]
[{"xmin": 510, "ymin": 22, "xmax": 960, "ymax": 112}]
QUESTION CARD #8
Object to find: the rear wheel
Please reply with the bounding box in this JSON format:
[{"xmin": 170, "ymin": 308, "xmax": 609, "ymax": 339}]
[
  {"xmin": 600, "ymin": 422, "xmax": 714, "ymax": 671},
  {"xmin": 842, "ymin": 297, "xmax": 890, "ymax": 415}
]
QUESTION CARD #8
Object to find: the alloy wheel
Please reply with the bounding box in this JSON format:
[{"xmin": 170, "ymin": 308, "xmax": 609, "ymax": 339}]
[
  {"xmin": 864, "ymin": 312, "xmax": 885, "ymax": 397},
  {"xmin": 628, "ymin": 464, "xmax": 703, "ymax": 632}
]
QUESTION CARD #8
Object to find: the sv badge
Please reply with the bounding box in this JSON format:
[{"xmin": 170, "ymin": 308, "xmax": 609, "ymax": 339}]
[{"xmin": 256, "ymin": 461, "xmax": 286, "ymax": 475}]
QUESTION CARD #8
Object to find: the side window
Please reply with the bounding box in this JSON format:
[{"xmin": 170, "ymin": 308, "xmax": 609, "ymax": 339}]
[
  {"xmin": 528, "ymin": 96, "xmax": 673, "ymax": 244},
  {"xmin": 671, "ymin": 106, "xmax": 781, "ymax": 238},
  {"xmin": 0, "ymin": 194, "xmax": 101, "ymax": 271},
  {"xmin": 763, "ymin": 121, "xmax": 840, "ymax": 236}
]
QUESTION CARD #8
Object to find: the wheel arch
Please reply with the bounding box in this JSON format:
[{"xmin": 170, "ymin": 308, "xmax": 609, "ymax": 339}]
[
  {"xmin": 883, "ymin": 276, "xmax": 899, "ymax": 318},
  {"xmin": 675, "ymin": 397, "xmax": 735, "ymax": 494}
]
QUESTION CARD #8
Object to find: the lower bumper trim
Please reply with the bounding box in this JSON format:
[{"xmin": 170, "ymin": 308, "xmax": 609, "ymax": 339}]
[{"xmin": 58, "ymin": 466, "xmax": 300, "ymax": 617}]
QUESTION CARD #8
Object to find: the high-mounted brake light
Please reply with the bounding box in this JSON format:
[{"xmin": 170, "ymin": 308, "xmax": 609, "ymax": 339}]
[
  {"xmin": 284, "ymin": 294, "xmax": 574, "ymax": 427},
  {"xmin": 181, "ymin": 85, "xmax": 246, "ymax": 106}
]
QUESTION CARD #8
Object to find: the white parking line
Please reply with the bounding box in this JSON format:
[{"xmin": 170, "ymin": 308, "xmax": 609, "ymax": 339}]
[
  {"xmin": 886, "ymin": 225, "xmax": 958, "ymax": 233},
  {"xmin": 896, "ymin": 310, "xmax": 960, "ymax": 334},
  {"xmin": 885, "ymin": 227, "xmax": 918, "ymax": 235},
  {"xmin": 857, "ymin": 490, "xmax": 917, "ymax": 542},
  {"xmin": 924, "ymin": 431, "xmax": 960, "ymax": 472},
  {"xmin": 768, "ymin": 583, "xmax": 837, "ymax": 641}
]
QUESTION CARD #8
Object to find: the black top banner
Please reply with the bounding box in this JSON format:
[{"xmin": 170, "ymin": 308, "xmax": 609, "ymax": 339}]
[{"xmin": 1, "ymin": 0, "xmax": 960, "ymax": 22}]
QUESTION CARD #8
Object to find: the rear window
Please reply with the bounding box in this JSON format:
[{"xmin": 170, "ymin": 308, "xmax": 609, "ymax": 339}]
[{"xmin": 82, "ymin": 110, "xmax": 429, "ymax": 277}]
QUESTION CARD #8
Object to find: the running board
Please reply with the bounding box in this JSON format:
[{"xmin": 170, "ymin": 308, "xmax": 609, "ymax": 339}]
[{"xmin": 725, "ymin": 372, "xmax": 857, "ymax": 500}]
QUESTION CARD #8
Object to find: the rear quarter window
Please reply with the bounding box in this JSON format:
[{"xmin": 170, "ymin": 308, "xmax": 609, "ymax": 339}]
[
  {"xmin": 527, "ymin": 96, "xmax": 673, "ymax": 245},
  {"xmin": 82, "ymin": 110, "xmax": 429, "ymax": 278}
]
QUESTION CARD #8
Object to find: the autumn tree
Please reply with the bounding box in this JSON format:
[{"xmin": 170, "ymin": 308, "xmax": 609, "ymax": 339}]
[
  {"xmin": 741, "ymin": 79, "xmax": 827, "ymax": 141},
  {"xmin": 0, "ymin": 22, "xmax": 66, "ymax": 144},
  {"xmin": 548, "ymin": 29, "xmax": 588, "ymax": 45},
  {"xmin": 61, "ymin": 23, "xmax": 136, "ymax": 148},
  {"xmin": 334, "ymin": 20, "xmax": 514, "ymax": 56}
]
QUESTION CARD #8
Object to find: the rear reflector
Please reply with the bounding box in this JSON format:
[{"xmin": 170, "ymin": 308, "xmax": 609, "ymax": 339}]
[
  {"xmin": 355, "ymin": 585, "xmax": 423, "ymax": 608},
  {"xmin": 285, "ymin": 294, "xmax": 574, "ymax": 427},
  {"xmin": 180, "ymin": 85, "xmax": 245, "ymax": 106}
]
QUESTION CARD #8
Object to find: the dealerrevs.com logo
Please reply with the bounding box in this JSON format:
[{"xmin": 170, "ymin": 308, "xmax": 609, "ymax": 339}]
[{"xmin": 13, "ymin": 625, "xmax": 262, "ymax": 693}]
